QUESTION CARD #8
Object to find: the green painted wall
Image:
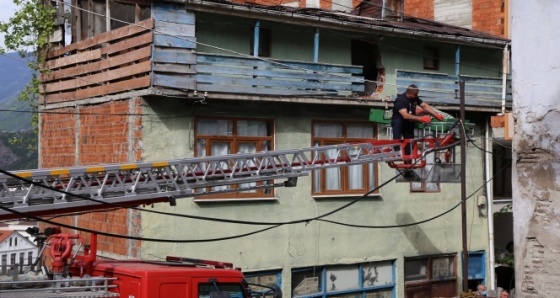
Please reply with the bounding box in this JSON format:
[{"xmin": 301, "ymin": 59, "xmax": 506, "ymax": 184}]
[
  {"xmin": 377, "ymin": 36, "xmax": 503, "ymax": 97},
  {"xmin": 196, "ymin": 13, "xmax": 252, "ymax": 55},
  {"xmin": 195, "ymin": 14, "xmax": 351, "ymax": 64},
  {"xmin": 140, "ymin": 98, "xmax": 491, "ymax": 297}
]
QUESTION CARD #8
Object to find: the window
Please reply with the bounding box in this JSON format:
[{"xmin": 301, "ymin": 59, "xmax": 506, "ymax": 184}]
[
  {"xmin": 10, "ymin": 253, "xmax": 16, "ymax": 265},
  {"xmin": 75, "ymin": 0, "xmax": 151, "ymax": 40},
  {"xmin": 493, "ymin": 143, "xmax": 512, "ymax": 198},
  {"xmin": 423, "ymin": 46, "xmax": 439, "ymax": 70},
  {"xmin": 312, "ymin": 121, "xmax": 378, "ymax": 195},
  {"xmin": 9, "ymin": 238, "xmax": 12, "ymax": 246},
  {"xmin": 198, "ymin": 283, "xmax": 246, "ymax": 298},
  {"xmin": 244, "ymin": 271, "xmax": 282, "ymax": 295},
  {"xmin": 28, "ymin": 251, "xmax": 33, "ymax": 265},
  {"xmin": 1, "ymin": 254, "xmax": 6, "ymax": 265},
  {"xmin": 410, "ymin": 143, "xmax": 441, "ymax": 193},
  {"xmin": 14, "ymin": 237, "xmax": 17, "ymax": 246},
  {"xmin": 195, "ymin": 117, "xmax": 274, "ymax": 199},
  {"xmin": 405, "ymin": 255, "xmax": 457, "ymax": 297},
  {"xmin": 292, "ymin": 261, "xmax": 395, "ymax": 297}
]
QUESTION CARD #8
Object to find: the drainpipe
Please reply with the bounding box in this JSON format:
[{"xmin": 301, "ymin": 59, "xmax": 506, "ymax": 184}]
[
  {"xmin": 501, "ymin": 44, "xmax": 510, "ymax": 115},
  {"xmin": 455, "ymin": 45, "xmax": 461, "ymax": 76},
  {"xmin": 313, "ymin": 28, "xmax": 319, "ymax": 63},
  {"xmin": 253, "ymin": 20, "xmax": 260, "ymax": 57},
  {"xmin": 485, "ymin": 119, "xmax": 496, "ymax": 291},
  {"xmin": 381, "ymin": 0, "xmax": 386, "ymax": 19}
]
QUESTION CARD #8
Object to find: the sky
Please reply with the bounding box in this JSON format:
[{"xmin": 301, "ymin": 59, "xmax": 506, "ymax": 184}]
[{"xmin": 0, "ymin": 0, "xmax": 18, "ymax": 50}]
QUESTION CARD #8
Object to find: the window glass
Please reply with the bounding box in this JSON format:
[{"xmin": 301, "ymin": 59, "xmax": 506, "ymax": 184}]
[
  {"xmin": 312, "ymin": 121, "xmax": 378, "ymax": 195},
  {"xmin": 244, "ymin": 272, "xmax": 281, "ymax": 294},
  {"xmin": 292, "ymin": 269, "xmax": 322, "ymax": 297},
  {"xmin": 195, "ymin": 117, "xmax": 273, "ymax": 199},
  {"xmin": 198, "ymin": 283, "xmax": 245, "ymax": 298},
  {"xmin": 405, "ymin": 258, "xmax": 428, "ymax": 282}
]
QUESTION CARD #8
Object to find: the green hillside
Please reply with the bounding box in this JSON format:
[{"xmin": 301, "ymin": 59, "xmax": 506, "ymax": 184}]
[
  {"xmin": 0, "ymin": 130, "xmax": 38, "ymax": 171},
  {"xmin": 0, "ymin": 52, "xmax": 34, "ymax": 132}
]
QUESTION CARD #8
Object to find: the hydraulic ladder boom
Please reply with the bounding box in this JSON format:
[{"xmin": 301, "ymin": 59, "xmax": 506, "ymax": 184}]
[{"xmin": 0, "ymin": 135, "xmax": 457, "ymax": 220}]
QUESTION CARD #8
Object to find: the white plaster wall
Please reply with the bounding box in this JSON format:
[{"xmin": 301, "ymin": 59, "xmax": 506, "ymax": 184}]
[
  {"xmin": 434, "ymin": 0, "xmax": 473, "ymax": 29},
  {"xmin": 512, "ymin": 1, "xmax": 560, "ymax": 296}
]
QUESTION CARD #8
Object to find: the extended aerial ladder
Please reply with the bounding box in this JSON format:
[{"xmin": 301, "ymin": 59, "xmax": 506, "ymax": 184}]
[{"xmin": 0, "ymin": 128, "xmax": 460, "ymax": 220}]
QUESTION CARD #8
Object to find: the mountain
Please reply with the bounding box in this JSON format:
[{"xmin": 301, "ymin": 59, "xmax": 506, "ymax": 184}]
[
  {"xmin": 0, "ymin": 52, "xmax": 38, "ymax": 170},
  {"xmin": 0, "ymin": 52, "xmax": 34, "ymax": 132}
]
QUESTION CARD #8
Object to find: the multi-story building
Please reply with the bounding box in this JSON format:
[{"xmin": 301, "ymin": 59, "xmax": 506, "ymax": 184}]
[{"xmin": 38, "ymin": 0, "xmax": 510, "ymax": 296}]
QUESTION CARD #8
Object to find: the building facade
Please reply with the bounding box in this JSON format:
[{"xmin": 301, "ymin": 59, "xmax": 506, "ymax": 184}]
[{"xmin": 37, "ymin": 0, "xmax": 511, "ymax": 296}]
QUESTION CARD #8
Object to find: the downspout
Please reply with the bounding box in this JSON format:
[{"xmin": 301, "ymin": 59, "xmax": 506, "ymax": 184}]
[
  {"xmin": 501, "ymin": 44, "xmax": 510, "ymax": 115},
  {"xmin": 253, "ymin": 20, "xmax": 260, "ymax": 57},
  {"xmin": 485, "ymin": 120, "xmax": 496, "ymax": 291},
  {"xmin": 381, "ymin": 0, "xmax": 386, "ymax": 19},
  {"xmin": 313, "ymin": 28, "xmax": 319, "ymax": 63},
  {"xmin": 455, "ymin": 45, "xmax": 461, "ymax": 76}
]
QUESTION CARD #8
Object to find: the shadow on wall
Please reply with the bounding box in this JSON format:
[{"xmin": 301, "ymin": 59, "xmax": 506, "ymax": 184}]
[{"xmin": 396, "ymin": 212, "xmax": 441, "ymax": 254}]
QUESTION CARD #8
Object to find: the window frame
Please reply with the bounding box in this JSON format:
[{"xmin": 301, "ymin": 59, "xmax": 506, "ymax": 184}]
[
  {"xmin": 194, "ymin": 116, "xmax": 275, "ymax": 200},
  {"xmin": 291, "ymin": 260, "xmax": 396, "ymax": 298},
  {"xmin": 311, "ymin": 120, "xmax": 379, "ymax": 196},
  {"xmin": 404, "ymin": 254, "xmax": 457, "ymax": 296}
]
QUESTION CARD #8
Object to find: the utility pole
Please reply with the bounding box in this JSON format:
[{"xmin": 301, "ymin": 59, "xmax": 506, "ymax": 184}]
[{"xmin": 460, "ymin": 79, "xmax": 468, "ymax": 291}]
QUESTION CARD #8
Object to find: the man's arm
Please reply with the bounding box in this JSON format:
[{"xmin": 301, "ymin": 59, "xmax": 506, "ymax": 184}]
[
  {"xmin": 419, "ymin": 102, "xmax": 443, "ymax": 120},
  {"xmin": 398, "ymin": 108, "xmax": 425, "ymax": 122}
]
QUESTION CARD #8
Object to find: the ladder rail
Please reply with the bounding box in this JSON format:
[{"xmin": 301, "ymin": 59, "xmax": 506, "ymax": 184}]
[{"xmin": 0, "ymin": 139, "xmax": 448, "ymax": 219}]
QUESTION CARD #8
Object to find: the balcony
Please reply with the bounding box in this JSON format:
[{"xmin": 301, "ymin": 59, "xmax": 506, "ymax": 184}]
[{"xmin": 40, "ymin": 17, "xmax": 511, "ymax": 111}]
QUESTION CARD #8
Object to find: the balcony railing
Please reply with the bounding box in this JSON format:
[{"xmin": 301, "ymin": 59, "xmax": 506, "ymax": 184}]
[
  {"xmin": 396, "ymin": 70, "xmax": 512, "ymax": 108},
  {"xmin": 194, "ymin": 53, "xmax": 365, "ymax": 96}
]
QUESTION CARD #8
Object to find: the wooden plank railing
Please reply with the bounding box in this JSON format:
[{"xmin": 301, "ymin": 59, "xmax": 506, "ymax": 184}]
[
  {"xmin": 195, "ymin": 53, "xmax": 365, "ymax": 96},
  {"xmin": 396, "ymin": 70, "xmax": 512, "ymax": 108},
  {"xmin": 40, "ymin": 18, "xmax": 154, "ymax": 104}
]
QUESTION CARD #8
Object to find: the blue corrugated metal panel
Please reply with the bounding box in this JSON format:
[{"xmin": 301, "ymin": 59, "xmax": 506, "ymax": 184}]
[
  {"xmin": 396, "ymin": 70, "xmax": 512, "ymax": 108},
  {"xmin": 196, "ymin": 53, "xmax": 364, "ymax": 96}
]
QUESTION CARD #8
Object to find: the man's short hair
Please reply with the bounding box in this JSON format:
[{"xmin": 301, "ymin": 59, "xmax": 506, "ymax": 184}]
[{"xmin": 406, "ymin": 84, "xmax": 419, "ymax": 95}]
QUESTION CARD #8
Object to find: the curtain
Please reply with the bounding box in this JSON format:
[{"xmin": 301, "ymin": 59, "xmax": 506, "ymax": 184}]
[
  {"xmin": 238, "ymin": 120, "xmax": 268, "ymax": 136},
  {"xmin": 196, "ymin": 119, "xmax": 233, "ymax": 135}
]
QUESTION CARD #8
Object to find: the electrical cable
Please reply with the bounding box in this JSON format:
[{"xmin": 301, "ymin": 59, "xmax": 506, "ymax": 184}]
[
  {"xmin": 318, "ymin": 158, "xmax": 512, "ymax": 228},
  {"xmin": 0, "ymin": 131, "xmax": 451, "ymax": 229}
]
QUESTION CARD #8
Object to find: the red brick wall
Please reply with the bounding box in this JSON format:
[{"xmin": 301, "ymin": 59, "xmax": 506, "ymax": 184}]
[
  {"xmin": 40, "ymin": 98, "xmax": 143, "ymax": 258},
  {"xmin": 40, "ymin": 108, "xmax": 77, "ymax": 168},
  {"xmin": 472, "ymin": 0, "xmax": 505, "ymax": 37},
  {"xmin": 404, "ymin": 0, "xmax": 434, "ymax": 19}
]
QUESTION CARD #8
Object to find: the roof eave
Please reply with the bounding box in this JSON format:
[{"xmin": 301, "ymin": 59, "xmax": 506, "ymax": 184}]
[{"xmin": 171, "ymin": 0, "xmax": 510, "ymax": 47}]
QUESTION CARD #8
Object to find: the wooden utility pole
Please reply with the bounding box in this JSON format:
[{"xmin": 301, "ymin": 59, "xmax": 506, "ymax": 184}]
[{"xmin": 460, "ymin": 79, "xmax": 468, "ymax": 291}]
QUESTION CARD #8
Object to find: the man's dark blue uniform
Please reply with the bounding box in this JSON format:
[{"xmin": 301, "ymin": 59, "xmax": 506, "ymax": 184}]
[{"xmin": 391, "ymin": 92, "xmax": 424, "ymax": 141}]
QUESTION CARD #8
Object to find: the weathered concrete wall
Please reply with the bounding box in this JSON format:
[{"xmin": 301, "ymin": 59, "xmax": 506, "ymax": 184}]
[
  {"xmin": 140, "ymin": 98, "xmax": 490, "ymax": 296},
  {"xmin": 434, "ymin": 0, "xmax": 472, "ymax": 29},
  {"xmin": 512, "ymin": 1, "xmax": 560, "ymax": 296}
]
